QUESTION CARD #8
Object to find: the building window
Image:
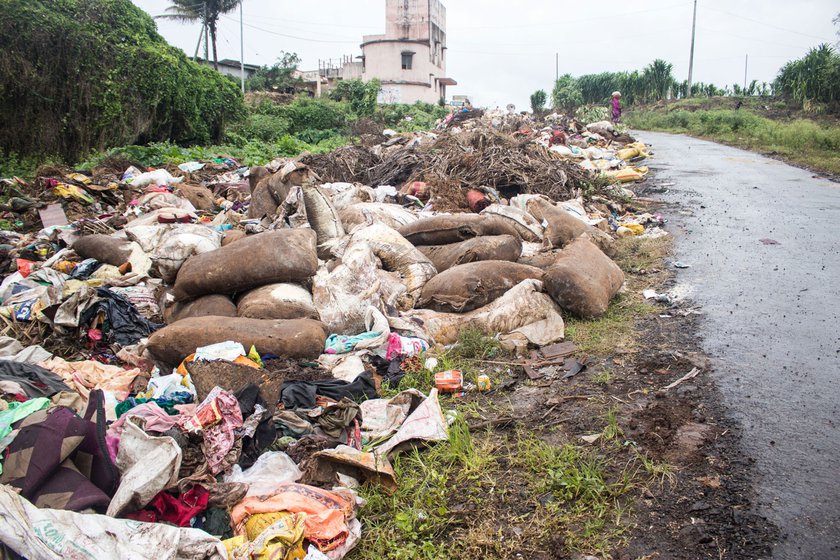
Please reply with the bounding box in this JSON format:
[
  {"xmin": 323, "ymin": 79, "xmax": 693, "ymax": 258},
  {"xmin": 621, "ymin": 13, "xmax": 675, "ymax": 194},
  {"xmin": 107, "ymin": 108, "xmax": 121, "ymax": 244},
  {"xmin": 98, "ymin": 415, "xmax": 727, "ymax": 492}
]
[{"xmin": 401, "ymin": 51, "xmax": 414, "ymax": 70}]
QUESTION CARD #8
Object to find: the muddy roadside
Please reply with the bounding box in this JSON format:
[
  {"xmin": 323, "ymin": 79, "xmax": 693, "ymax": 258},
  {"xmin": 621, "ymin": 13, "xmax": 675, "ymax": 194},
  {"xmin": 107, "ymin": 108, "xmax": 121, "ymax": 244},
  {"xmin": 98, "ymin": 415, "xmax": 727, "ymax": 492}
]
[{"xmin": 350, "ymin": 175, "xmax": 779, "ymax": 560}]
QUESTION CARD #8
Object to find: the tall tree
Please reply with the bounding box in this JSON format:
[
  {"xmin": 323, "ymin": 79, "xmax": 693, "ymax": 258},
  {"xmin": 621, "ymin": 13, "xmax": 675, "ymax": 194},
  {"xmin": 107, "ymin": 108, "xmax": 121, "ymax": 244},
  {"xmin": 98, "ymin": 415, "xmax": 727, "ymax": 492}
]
[
  {"xmin": 159, "ymin": 0, "xmax": 242, "ymax": 70},
  {"xmin": 530, "ymin": 89, "xmax": 547, "ymax": 114}
]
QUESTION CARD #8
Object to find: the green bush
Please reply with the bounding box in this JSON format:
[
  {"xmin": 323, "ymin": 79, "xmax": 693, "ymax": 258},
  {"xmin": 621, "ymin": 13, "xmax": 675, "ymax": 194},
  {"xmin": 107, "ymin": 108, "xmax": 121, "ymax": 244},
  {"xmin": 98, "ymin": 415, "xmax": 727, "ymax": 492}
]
[
  {"xmin": 0, "ymin": 0, "xmax": 245, "ymax": 163},
  {"xmin": 552, "ymin": 74, "xmax": 584, "ymax": 113}
]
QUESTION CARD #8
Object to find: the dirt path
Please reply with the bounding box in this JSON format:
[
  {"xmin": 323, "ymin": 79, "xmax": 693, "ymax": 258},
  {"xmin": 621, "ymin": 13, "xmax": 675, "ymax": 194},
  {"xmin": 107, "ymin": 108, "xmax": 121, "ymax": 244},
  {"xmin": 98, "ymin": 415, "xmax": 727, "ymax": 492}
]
[{"xmin": 640, "ymin": 131, "xmax": 840, "ymax": 559}]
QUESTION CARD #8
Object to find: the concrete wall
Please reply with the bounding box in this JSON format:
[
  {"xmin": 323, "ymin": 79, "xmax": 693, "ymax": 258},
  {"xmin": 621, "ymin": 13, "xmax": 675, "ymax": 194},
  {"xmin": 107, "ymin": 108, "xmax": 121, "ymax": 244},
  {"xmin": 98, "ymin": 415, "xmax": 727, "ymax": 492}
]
[
  {"xmin": 362, "ymin": 41, "xmax": 445, "ymax": 104},
  {"xmin": 358, "ymin": 0, "xmax": 449, "ymax": 105}
]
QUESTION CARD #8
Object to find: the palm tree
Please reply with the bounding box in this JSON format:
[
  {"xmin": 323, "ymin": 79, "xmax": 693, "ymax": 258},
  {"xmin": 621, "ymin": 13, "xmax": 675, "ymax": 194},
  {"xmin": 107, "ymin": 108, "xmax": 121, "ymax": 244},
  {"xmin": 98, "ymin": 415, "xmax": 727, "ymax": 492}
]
[{"xmin": 158, "ymin": 0, "xmax": 242, "ymax": 71}]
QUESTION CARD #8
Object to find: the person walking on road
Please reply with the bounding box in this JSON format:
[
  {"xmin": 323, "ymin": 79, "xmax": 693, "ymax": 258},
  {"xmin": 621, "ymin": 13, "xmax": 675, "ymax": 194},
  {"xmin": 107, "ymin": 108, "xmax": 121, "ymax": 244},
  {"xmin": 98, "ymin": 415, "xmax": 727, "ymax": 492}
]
[{"xmin": 611, "ymin": 91, "xmax": 622, "ymax": 124}]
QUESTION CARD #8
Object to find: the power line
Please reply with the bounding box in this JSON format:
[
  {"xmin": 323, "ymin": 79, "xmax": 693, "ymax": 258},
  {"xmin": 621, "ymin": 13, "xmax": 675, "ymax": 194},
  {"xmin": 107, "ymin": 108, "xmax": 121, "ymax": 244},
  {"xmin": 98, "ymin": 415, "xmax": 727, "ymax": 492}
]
[
  {"xmin": 455, "ymin": 1, "xmax": 693, "ymax": 30},
  {"xmin": 219, "ymin": 15, "xmax": 359, "ymax": 44},
  {"xmin": 704, "ymin": 6, "xmax": 834, "ymax": 42}
]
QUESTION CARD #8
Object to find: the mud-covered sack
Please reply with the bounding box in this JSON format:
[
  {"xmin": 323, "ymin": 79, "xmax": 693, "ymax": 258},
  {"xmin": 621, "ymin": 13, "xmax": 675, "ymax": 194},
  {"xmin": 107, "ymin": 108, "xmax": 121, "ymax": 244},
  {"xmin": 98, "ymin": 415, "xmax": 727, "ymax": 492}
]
[
  {"xmin": 543, "ymin": 238, "xmax": 624, "ymax": 318},
  {"xmin": 247, "ymin": 181, "xmax": 279, "ymax": 220},
  {"xmin": 417, "ymin": 261, "xmax": 543, "ymax": 313},
  {"xmin": 402, "ymin": 279, "xmax": 564, "ymax": 346},
  {"xmin": 147, "ymin": 316, "xmax": 327, "ymax": 366},
  {"xmin": 516, "ymin": 247, "xmax": 563, "ymax": 270},
  {"xmin": 163, "ymin": 294, "xmax": 237, "ymax": 324},
  {"xmin": 339, "ymin": 202, "xmax": 418, "ymax": 232},
  {"xmin": 237, "ymin": 283, "xmax": 319, "ymax": 320},
  {"xmin": 153, "ymin": 225, "xmax": 223, "ymax": 284},
  {"xmin": 73, "ymin": 235, "xmax": 134, "ymax": 266},
  {"xmin": 418, "ymin": 235, "xmax": 522, "ymax": 272},
  {"xmin": 397, "ymin": 214, "xmax": 521, "ymax": 246},
  {"xmin": 480, "ymin": 204, "xmax": 544, "ymax": 242},
  {"xmin": 302, "ymin": 185, "xmax": 344, "ymax": 257},
  {"xmin": 340, "ymin": 223, "xmax": 437, "ymax": 304},
  {"xmin": 524, "ymin": 195, "xmax": 614, "ymax": 256},
  {"xmin": 72, "ymin": 234, "xmax": 151, "ymax": 275},
  {"xmin": 249, "ymin": 165, "xmax": 270, "ymax": 193},
  {"xmin": 172, "ymin": 229, "xmax": 318, "ymax": 301},
  {"xmin": 175, "ymin": 185, "xmax": 215, "ymax": 211},
  {"xmin": 222, "ymin": 230, "xmax": 247, "ymax": 246}
]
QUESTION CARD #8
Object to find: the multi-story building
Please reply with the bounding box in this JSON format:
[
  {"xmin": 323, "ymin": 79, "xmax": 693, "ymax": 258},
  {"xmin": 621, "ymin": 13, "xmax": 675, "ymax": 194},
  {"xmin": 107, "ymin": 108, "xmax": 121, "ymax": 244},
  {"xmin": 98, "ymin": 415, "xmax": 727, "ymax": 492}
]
[{"xmin": 304, "ymin": 0, "xmax": 456, "ymax": 104}]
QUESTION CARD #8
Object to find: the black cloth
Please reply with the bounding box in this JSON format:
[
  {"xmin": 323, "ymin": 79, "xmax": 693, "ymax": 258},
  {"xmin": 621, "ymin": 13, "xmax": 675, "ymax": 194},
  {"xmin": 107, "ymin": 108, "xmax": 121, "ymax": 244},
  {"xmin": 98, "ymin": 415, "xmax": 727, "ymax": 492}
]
[
  {"xmin": 198, "ymin": 507, "xmax": 234, "ymax": 539},
  {"xmin": 369, "ymin": 355, "xmax": 406, "ymax": 388},
  {"xmin": 80, "ymin": 287, "xmax": 162, "ymax": 346},
  {"xmin": 280, "ymin": 371, "xmax": 378, "ymax": 409},
  {"xmin": 0, "ymin": 360, "xmax": 71, "ymax": 398},
  {"xmin": 234, "ymin": 383, "xmax": 277, "ymax": 469}
]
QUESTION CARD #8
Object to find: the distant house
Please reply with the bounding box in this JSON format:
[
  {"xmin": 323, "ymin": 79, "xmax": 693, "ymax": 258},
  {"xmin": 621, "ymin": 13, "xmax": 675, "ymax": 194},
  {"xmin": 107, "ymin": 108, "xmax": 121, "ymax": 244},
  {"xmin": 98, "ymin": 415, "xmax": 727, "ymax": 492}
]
[
  {"xmin": 197, "ymin": 58, "xmax": 260, "ymax": 81},
  {"xmin": 302, "ymin": 0, "xmax": 457, "ymax": 105}
]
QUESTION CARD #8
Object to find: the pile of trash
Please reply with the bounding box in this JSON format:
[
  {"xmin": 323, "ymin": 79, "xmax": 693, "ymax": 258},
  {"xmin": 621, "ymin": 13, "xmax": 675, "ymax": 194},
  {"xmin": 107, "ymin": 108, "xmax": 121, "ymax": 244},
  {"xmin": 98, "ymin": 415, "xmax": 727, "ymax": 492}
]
[{"xmin": 0, "ymin": 111, "xmax": 661, "ymax": 559}]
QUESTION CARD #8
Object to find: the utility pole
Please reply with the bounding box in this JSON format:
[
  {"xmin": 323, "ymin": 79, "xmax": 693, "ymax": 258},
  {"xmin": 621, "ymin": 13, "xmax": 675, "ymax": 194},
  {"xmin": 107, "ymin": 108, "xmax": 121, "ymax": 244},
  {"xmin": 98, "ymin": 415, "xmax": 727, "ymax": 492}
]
[
  {"xmin": 555, "ymin": 53, "xmax": 559, "ymax": 83},
  {"xmin": 687, "ymin": 0, "xmax": 697, "ymax": 97},
  {"xmin": 240, "ymin": 1, "xmax": 245, "ymax": 93},
  {"xmin": 744, "ymin": 54, "xmax": 748, "ymax": 92}
]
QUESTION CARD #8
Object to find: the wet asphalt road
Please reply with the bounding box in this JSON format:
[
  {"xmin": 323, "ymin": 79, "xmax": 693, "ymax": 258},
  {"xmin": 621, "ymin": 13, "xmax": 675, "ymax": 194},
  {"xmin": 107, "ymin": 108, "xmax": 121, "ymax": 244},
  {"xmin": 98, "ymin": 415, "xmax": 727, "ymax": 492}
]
[{"xmin": 639, "ymin": 132, "xmax": 840, "ymax": 559}]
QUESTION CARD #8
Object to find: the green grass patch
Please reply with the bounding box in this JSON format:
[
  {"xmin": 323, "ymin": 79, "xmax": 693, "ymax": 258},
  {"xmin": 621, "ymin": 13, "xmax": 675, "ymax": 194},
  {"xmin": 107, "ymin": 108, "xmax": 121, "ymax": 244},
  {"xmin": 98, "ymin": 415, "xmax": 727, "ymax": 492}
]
[{"xmin": 627, "ymin": 106, "xmax": 840, "ymax": 175}]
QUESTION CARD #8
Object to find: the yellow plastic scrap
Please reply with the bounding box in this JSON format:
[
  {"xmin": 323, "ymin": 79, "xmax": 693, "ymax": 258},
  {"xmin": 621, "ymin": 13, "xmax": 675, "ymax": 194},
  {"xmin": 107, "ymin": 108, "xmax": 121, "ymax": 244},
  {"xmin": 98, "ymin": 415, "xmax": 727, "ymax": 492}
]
[
  {"xmin": 619, "ymin": 223, "xmax": 645, "ymax": 235},
  {"xmin": 223, "ymin": 512, "xmax": 307, "ymax": 560},
  {"xmin": 65, "ymin": 173, "xmax": 92, "ymax": 185},
  {"xmin": 248, "ymin": 345, "xmax": 264, "ymax": 368},
  {"xmin": 607, "ymin": 168, "xmax": 644, "ymax": 183},
  {"xmin": 53, "ymin": 183, "xmax": 94, "ymax": 205},
  {"xmin": 616, "ymin": 142, "xmax": 649, "ymax": 161}
]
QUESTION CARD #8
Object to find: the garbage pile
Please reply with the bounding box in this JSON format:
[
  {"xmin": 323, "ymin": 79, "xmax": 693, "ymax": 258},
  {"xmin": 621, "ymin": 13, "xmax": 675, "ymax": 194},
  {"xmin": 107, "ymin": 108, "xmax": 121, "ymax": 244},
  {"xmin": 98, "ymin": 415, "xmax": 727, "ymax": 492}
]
[{"xmin": 0, "ymin": 111, "xmax": 661, "ymax": 559}]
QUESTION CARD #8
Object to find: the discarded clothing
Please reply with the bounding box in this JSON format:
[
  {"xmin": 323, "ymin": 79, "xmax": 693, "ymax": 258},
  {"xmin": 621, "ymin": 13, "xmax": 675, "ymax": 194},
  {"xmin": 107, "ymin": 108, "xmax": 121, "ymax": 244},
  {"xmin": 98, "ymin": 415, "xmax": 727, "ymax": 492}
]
[
  {"xmin": 0, "ymin": 360, "xmax": 70, "ymax": 398},
  {"xmin": 234, "ymin": 384, "xmax": 277, "ymax": 469},
  {"xmin": 280, "ymin": 372, "xmax": 377, "ymax": 409},
  {"xmin": 180, "ymin": 387, "xmax": 244, "ymax": 475},
  {"xmin": 0, "ymin": 397, "xmax": 50, "ymax": 473},
  {"xmin": 0, "ymin": 393, "xmax": 117, "ymax": 512},
  {"xmin": 318, "ymin": 398, "xmax": 361, "ymax": 439},
  {"xmin": 80, "ymin": 287, "xmax": 162, "ymax": 346},
  {"xmin": 324, "ymin": 331, "xmax": 383, "ymax": 355},
  {"xmin": 115, "ymin": 394, "xmax": 192, "ymax": 418},
  {"xmin": 125, "ymin": 485, "xmax": 209, "ymax": 527}
]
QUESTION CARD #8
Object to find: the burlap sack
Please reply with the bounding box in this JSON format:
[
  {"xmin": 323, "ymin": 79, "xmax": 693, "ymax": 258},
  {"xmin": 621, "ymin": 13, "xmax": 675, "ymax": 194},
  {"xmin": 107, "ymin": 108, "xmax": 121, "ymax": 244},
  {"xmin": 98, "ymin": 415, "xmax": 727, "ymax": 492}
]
[
  {"xmin": 480, "ymin": 204, "xmax": 544, "ymax": 242},
  {"xmin": 222, "ymin": 230, "xmax": 247, "ymax": 246},
  {"xmin": 172, "ymin": 229, "xmax": 318, "ymax": 301},
  {"xmin": 339, "ymin": 202, "xmax": 418, "ymax": 232},
  {"xmin": 237, "ymin": 283, "xmax": 319, "ymax": 320},
  {"xmin": 247, "ymin": 181, "xmax": 279, "ymax": 219},
  {"xmin": 302, "ymin": 186, "xmax": 344, "ymax": 257},
  {"xmin": 175, "ymin": 185, "xmax": 215, "ymax": 211},
  {"xmin": 417, "ymin": 261, "xmax": 544, "ymax": 313},
  {"xmin": 525, "ymin": 196, "xmax": 614, "ymax": 256},
  {"xmin": 543, "ymin": 238, "xmax": 625, "ymax": 318},
  {"xmin": 147, "ymin": 316, "xmax": 327, "ymax": 366},
  {"xmin": 418, "ymin": 235, "xmax": 522, "ymax": 272},
  {"xmin": 339, "ymin": 223, "xmax": 437, "ymax": 305},
  {"xmin": 397, "ymin": 214, "xmax": 521, "ymax": 246},
  {"xmin": 163, "ymin": 294, "xmax": 237, "ymax": 324},
  {"xmin": 402, "ymin": 279, "xmax": 565, "ymax": 346},
  {"xmin": 73, "ymin": 235, "xmax": 132, "ymax": 266},
  {"xmin": 248, "ymin": 165, "xmax": 270, "ymax": 193}
]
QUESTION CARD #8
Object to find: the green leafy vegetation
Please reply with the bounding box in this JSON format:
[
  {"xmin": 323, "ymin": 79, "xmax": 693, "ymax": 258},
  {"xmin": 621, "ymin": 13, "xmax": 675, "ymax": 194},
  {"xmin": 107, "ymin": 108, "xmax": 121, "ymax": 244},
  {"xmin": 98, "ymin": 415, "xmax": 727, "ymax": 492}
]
[
  {"xmin": 530, "ymin": 89, "xmax": 547, "ymax": 114},
  {"xmin": 551, "ymin": 74, "xmax": 584, "ymax": 113},
  {"xmin": 774, "ymin": 44, "xmax": 840, "ymax": 111},
  {"xmin": 627, "ymin": 105, "xmax": 840, "ymax": 174},
  {"xmin": 246, "ymin": 52, "xmax": 303, "ymax": 93},
  {"xmin": 0, "ymin": 0, "xmax": 244, "ymax": 163}
]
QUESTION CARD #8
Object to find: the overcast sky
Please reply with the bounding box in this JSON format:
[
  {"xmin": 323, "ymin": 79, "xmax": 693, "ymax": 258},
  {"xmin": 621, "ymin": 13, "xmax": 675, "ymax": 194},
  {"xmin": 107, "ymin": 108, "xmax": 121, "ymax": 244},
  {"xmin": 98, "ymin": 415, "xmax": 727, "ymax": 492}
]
[{"xmin": 132, "ymin": 0, "xmax": 838, "ymax": 109}]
